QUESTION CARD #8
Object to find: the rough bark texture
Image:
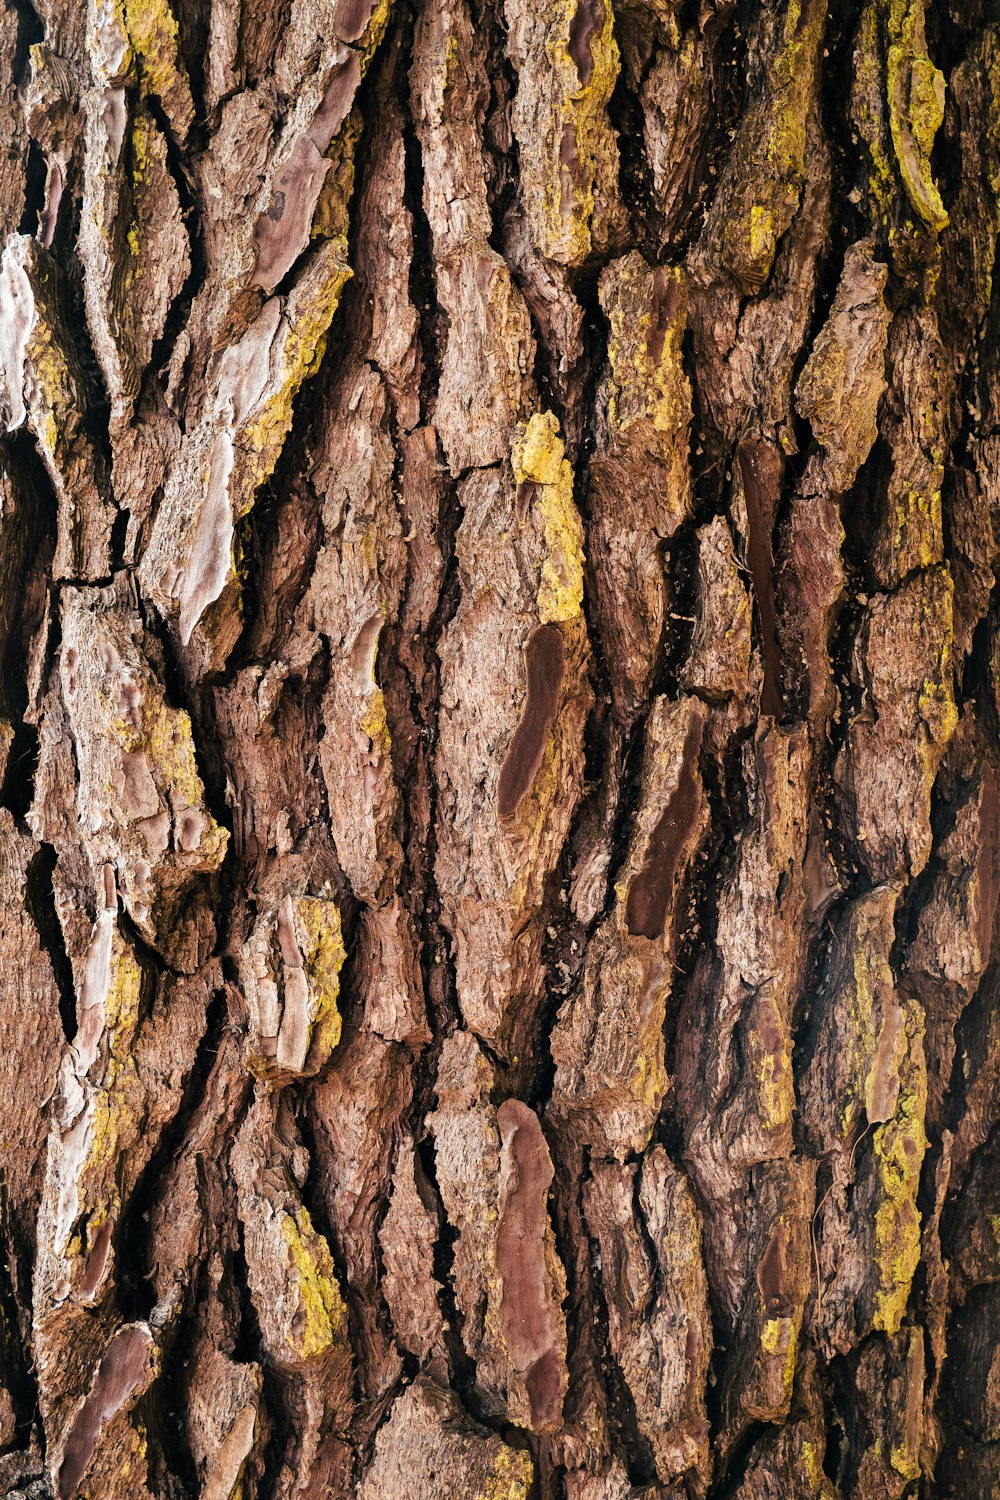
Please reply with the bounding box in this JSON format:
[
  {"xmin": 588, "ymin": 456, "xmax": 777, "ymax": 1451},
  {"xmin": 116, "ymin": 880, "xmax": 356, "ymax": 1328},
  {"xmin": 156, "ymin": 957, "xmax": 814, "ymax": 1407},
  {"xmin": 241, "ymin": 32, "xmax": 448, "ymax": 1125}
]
[{"xmin": 0, "ymin": 0, "xmax": 998, "ymax": 1496}]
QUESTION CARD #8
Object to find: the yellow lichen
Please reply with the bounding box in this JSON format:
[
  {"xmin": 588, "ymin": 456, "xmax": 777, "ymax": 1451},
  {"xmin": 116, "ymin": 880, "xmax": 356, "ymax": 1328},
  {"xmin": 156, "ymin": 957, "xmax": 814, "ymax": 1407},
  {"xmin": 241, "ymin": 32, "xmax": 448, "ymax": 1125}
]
[
  {"xmin": 121, "ymin": 0, "xmax": 193, "ymax": 134},
  {"xmin": 852, "ymin": 3, "xmax": 897, "ymax": 217},
  {"xmin": 293, "ymin": 897, "xmax": 346, "ymax": 1059},
  {"xmin": 109, "ymin": 1416, "xmax": 151, "ymax": 1496},
  {"xmin": 872, "ymin": 999, "xmax": 927, "ymax": 1333},
  {"xmin": 359, "ymin": 688, "xmax": 391, "ymax": 756},
  {"xmin": 26, "ymin": 319, "xmax": 73, "ymax": 450},
  {"xmin": 138, "ymin": 698, "xmax": 229, "ymax": 863},
  {"xmin": 311, "ymin": 110, "xmax": 363, "ymax": 247},
  {"xmin": 513, "ymin": 408, "xmax": 567, "ymax": 488},
  {"xmin": 913, "ymin": 580, "xmax": 958, "ymax": 846},
  {"xmin": 890, "ymin": 1443, "xmax": 920, "ymax": 1481},
  {"xmin": 475, "ymin": 1443, "xmax": 534, "ymax": 1500},
  {"xmin": 104, "ymin": 928, "xmax": 143, "ymax": 1037},
  {"xmin": 443, "ymin": 29, "xmax": 460, "ymax": 84},
  {"xmin": 71, "ymin": 927, "xmax": 147, "ymax": 1232},
  {"xmin": 628, "ymin": 1036, "xmax": 668, "ymax": 1115},
  {"xmin": 356, "ymin": 0, "xmax": 392, "ymax": 69},
  {"xmin": 151, "ymin": 703, "xmax": 204, "ymax": 801},
  {"xmin": 801, "ymin": 1438, "xmax": 822, "ymax": 1488},
  {"xmin": 521, "ymin": 0, "xmax": 620, "ymax": 266},
  {"xmin": 758, "ymin": 1041, "xmax": 795, "ymax": 1133},
  {"xmin": 917, "ymin": 676, "xmax": 957, "ymax": 743},
  {"xmin": 890, "ymin": 485, "xmax": 942, "ymax": 571},
  {"xmin": 110, "ymin": 687, "xmax": 228, "ymax": 879},
  {"xmin": 750, "ymin": 993, "xmax": 795, "ymax": 1134},
  {"xmin": 512, "ymin": 411, "xmax": 584, "ymax": 624},
  {"xmin": 761, "ymin": 1315, "xmax": 797, "ymax": 1401},
  {"xmin": 124, "ymin": 113, "xmax": 158, "ymax": 271},
  {"xmin": 837, "ymin": 916, "xmax": 906, "ymax": 1154},
  {"xmin": 715, "ymin": 0, "xmax": 825, "ymax": 290},
  {"xmin": 760, "ymin": 1316, "xmax": 783, "ymax": 1354},
  {"xmin": 281, "ymin": 1205, "xmax": 348, "ymax": 1360},
  {"xmin": 84, "ymin": 1072, "xmax": 132, "ymax": 1183},
  {"xmin": 749, "ymin": 203, "xmax": 777, "ymax": 265},
  {"xmin": 990, "ymin": 1213, "xmax": 1000, "ymax": 1258},
  {"xmin": 39, "ymin": 410, "xmax": 58, "ymax": 455},
  {"xmin": 130, "ymin": 109, "xmax": 153, "ymax": 180},
  {"xmin": 886, "ymin": 0, "xmax": 948, "ymax": 232},
  {"xmin": 243, "ymin": 247, "xmax": 352, "ymax": 501},
  {"xmin": 79, "ymin": 1081, "xmax": 141, "ymax": 1234},
  {"xmin": 600, "ymin": 257, "xmax": 691, "ymax": 455}
]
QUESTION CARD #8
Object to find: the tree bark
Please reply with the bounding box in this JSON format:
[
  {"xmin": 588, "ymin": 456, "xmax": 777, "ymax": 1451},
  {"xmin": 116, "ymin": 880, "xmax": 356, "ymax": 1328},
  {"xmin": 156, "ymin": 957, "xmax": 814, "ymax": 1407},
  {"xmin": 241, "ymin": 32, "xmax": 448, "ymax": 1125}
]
[{"xmin": 0, "ymin": 0, "xmax": 998, "ymax": 1495}]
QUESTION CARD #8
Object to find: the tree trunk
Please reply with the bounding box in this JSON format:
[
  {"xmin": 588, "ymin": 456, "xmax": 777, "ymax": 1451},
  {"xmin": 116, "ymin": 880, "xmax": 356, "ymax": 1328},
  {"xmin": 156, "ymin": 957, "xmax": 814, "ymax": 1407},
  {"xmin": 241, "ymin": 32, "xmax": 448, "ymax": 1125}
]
[{"xmin": 0, "ymin": 0, "xmax": 997, "ymax": 1495}]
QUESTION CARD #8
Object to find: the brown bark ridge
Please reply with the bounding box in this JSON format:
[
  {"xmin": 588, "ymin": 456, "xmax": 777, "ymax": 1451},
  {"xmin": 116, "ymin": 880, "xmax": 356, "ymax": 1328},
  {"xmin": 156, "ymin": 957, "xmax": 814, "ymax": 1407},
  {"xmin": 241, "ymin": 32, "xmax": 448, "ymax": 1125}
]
[{"xmin": 0, "ymin": 0, "xmax": 997, "ymax": 1495}]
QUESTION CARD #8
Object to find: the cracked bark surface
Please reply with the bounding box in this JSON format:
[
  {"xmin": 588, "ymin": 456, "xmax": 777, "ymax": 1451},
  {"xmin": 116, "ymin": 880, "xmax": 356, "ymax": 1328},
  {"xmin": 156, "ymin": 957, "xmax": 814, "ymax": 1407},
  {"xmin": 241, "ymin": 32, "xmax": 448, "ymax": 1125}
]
[{"xmin": 0, "ymin": 0, "xmax": 998, "ymax": 1496}]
